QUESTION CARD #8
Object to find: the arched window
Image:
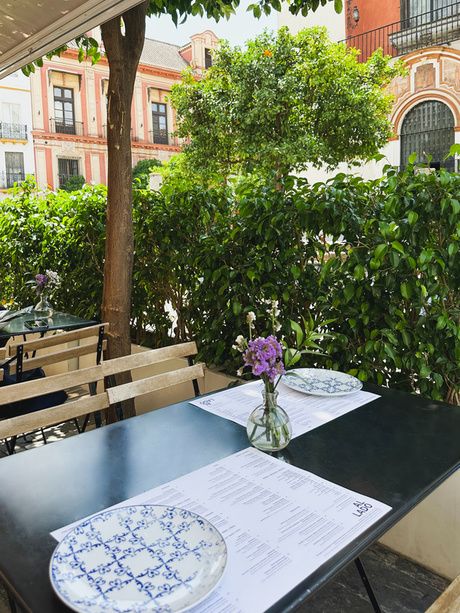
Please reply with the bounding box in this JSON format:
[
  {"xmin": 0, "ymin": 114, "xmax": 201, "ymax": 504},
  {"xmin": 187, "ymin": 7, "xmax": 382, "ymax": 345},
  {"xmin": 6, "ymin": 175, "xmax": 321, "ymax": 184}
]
[{"xmin": 400, "ymin": 100, "xmax": 455, "ymax": 170}]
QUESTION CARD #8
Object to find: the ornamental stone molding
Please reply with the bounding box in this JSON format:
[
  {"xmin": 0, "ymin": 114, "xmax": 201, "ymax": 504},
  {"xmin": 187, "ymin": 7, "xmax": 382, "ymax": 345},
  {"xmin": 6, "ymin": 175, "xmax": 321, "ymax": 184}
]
[{"xmin": 388, "ymin": 46, "xmax": 460, "ymax": 137}]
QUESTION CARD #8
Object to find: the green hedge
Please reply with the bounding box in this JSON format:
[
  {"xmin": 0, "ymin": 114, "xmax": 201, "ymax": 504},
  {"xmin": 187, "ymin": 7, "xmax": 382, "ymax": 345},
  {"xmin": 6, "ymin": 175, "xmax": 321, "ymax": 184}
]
[{"xmin": 0, "ymin": 168, "xmax": 458, "ymax": 404}]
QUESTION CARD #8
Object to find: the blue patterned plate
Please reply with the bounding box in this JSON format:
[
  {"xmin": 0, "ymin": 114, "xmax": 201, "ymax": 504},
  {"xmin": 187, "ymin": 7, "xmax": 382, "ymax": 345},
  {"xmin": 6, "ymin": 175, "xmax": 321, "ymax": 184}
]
[
  {"xmin": 49, "ymin": 505, "xmax": 227, "ymax": 613},
  {"xmin": 282, "ymin": 368, "xmax": 363, "ymax": 396}
]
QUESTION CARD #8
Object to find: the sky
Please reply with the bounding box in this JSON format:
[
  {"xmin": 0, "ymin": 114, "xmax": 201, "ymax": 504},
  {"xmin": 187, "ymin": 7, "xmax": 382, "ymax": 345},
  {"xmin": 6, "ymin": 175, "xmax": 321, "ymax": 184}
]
[{"xmin": 145, "ymin": 1, "xmax": 277, "ymax": 47}]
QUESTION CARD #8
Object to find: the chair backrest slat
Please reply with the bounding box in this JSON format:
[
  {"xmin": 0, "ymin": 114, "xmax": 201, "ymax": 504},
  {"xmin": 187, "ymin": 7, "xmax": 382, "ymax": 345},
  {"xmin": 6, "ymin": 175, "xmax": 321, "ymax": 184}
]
[
  {"xmin": 0, "ymin": 342, "xmax": 203, "ymax": 443},
  {"xmin": 0, "ymin": 393, "xmax": 109, "ymax": 440},
  {"xmin": 107, "ymin": 363, "xmax": 204, "ymax": 405},
  {"xmin": 7, "ymin": 323, "xmax": 109, "ymax": 356},
  {"xmin": 0, "ymin": 342, "xmax": 199, "ymax": 404},
  {"xmin": 8, "ymin": 340, "xmax": 108, "ymax": 375}
]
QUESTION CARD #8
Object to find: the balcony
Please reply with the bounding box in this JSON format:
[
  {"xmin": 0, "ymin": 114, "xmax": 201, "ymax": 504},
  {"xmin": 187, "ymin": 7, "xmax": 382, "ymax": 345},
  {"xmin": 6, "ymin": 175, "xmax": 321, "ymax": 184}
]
[
  {"xmin": 101, "ymin": 126, "xmax": 180, "ymax": 146},
  {"xmin": 149, "ymin": 130, "xmax": 180, "ymax": 147},
  {"xmin": 0, "ymin": 171, "xmax": 26, "ymax": 189},
  {"xmin": 342, "ymin": 1, "xmax": 460, "ymax": 62},
  {"xmin": 0, "ymin": 123, "xmax": 28, "ymax": 141},
  {"xmin": 102, "ymin": 125, "xmax": 139, "ymax": 141},
  {"xmin": 49, "ymin": 118, "xmax": 84, "ymax": 136}
]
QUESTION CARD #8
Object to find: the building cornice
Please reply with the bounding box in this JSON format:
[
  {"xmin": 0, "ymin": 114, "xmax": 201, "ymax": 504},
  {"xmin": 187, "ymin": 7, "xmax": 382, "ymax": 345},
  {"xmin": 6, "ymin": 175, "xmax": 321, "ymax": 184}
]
[
  {"xmin": 32, "ymin": 130, "xmax": 181, "ymax": 152},
  {"xmin": 61, "ymin": 48, "xmax": 183, "ymax": 80}
]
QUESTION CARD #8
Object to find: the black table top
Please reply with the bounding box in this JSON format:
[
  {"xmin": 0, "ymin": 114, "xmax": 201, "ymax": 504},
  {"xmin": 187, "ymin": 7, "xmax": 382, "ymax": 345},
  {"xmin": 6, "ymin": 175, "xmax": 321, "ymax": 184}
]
[
  {"xmin": 0, "ymin": 384, "xmax": 459, "ymax": 613},
  {"xmin": 0, "ymin": 311, "xmax": 97, "ymax": 342}
]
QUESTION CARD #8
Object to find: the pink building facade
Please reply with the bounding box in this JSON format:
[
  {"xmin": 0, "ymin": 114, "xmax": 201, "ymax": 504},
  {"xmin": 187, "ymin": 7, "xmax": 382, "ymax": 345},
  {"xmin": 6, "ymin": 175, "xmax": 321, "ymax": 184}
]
[{"xmin": 30, "ymin": 30, "xmax": 218, "ymax": 189}]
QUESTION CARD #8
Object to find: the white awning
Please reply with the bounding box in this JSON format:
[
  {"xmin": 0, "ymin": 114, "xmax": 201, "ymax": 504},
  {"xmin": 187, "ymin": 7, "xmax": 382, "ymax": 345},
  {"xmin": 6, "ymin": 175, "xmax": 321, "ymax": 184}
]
[{"xmin": 0, "ymin": 0, "xmax": 146, "ymax": 79}]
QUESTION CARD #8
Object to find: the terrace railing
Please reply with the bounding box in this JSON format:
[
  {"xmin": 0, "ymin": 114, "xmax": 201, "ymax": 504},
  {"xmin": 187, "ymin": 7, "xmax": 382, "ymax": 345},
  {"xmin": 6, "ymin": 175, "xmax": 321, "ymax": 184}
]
[
  {"xmin": 148, "ymin": 130, "xmax": 180, "ymax": 146},
  {"xmin": 0, "ymin": 123, "xmax": 28, "ymax": 140},
  {"xmin": 49, "ymin": 118, "xmax": 84, "ymax": 136},
  {"xmin": 342, "ymin": 1, "xmax": 460, "ymax": 62}
]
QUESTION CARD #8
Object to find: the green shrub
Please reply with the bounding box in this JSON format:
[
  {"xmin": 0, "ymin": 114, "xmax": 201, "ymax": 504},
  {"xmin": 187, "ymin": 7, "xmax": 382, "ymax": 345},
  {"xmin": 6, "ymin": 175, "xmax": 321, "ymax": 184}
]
[
  {"xmin": 0, "ymin": 167, "xmax": 458, "ymax": 405},
  {"xmin": 60, "ymin": 175, "xmax": 86, "ymax": 192},
  {"xmin": 132, "ymin": 158, "xmax": 162, "ymax": 188},
  {"xmin": 0, "ymin": 178, "xmax": 106, "ymax": 319}
]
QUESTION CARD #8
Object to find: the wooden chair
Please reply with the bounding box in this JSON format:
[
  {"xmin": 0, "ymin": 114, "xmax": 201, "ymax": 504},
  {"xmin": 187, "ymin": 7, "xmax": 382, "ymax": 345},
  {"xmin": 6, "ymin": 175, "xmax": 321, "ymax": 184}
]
[
  {"xmin": 0, "ymin": 323, "xmax": 108, "ymax": 452},
  {"xmin": 2, "ymin": 323, "xmax": 108, "ymax": 381},
  {"xmin": 425, "ymin": 575, "xmax": 460, "ymax": 613},
  {"xmin": 0, "ymin": 342, "xmax": 204, "ymax": 451}
]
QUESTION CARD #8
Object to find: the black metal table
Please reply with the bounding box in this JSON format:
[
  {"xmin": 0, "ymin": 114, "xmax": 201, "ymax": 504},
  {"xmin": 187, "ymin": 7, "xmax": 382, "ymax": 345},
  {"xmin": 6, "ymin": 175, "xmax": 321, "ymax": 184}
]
[
  {"xmin": 0, "ymin": 384, "xmax": 459, "ymax": 612},
  {"xmin": 0, "ymin": 311, "xmax": 97, "ymax": 346}
]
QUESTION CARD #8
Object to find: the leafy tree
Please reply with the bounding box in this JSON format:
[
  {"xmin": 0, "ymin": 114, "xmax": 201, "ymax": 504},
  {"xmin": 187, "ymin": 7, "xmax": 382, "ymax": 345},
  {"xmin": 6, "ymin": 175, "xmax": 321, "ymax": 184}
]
[
  {"xmin": 171, "ymin": 27, "xmax": 401, "ymax": 185},
  {"xmin": 22, "ymin": 0, "xmax": 341, "ymax": 419}
]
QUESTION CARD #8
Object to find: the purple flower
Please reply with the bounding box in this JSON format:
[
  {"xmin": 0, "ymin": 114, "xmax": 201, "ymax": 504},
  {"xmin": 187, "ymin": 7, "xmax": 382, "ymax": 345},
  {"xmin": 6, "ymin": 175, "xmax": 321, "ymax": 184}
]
[
  {"xmin": 243, "ymin": 335, "xmax": 285, "ymax": 384},
  {"xmin": 35, "ymin": 274, "xmax": 48, "ymax": 289}
]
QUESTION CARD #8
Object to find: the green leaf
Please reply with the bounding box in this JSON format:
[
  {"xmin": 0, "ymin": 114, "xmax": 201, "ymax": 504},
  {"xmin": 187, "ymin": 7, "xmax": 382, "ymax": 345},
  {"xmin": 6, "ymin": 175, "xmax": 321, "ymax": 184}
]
[
  {"xmin": 391, "ymin": 241, "xmax": 405, "ymax": 254},
  {"xmin": 419, "ymin": 364, "xmax": 431, "ymax": 378},
  {"xmin": 448, "ymin": 242, "xmax": 458, "ymax": 257},
  {"xmin": 436, "ymin": 314, "xmax": 448, "ymax": 330},
  {"xmin": 344, "ymin": 284, "xmax": 354, "ymax": 301},
  {"xmin": 374, "ymin": 243, "xmax": 388, "ymax": 260},
  {"xmin": 446, "ymin": 143, "xmax": 460, "ymax": 158},
  {"xmin": 400, "ymin": 282, "xmax": 412, "ymax": 299},
  {"xmin": 232, "ymin": 301, "xmax": 242, "ymax": 316},
  {"xmin": 353, "ymin": 264, "xmax": 365, "ymax": 280},
  {"xmin": 334, "ymin": 0, "xmax": 343, "ymax": 12},
  {"xmin": 290, "ymin": 320, "xmax": 304, "ymax": 347},
  {"xmin": 284, "ymin": 347, "xmax": 301, "ymax": 367}
]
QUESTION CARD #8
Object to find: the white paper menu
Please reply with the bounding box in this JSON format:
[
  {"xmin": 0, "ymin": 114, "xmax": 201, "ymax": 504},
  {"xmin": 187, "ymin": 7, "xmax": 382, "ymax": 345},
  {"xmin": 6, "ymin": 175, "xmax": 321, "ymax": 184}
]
[
  {"xmin": 52, "ymin": 448, "xmax": 391, "ymax": 613},
  {"xmin": 191, "ymin": 381, "xmax": 380, "ymax": 439}
]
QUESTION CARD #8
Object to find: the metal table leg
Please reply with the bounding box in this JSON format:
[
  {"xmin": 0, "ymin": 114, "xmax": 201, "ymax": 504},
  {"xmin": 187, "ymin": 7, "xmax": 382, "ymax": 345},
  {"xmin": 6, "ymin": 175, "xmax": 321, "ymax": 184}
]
[{"xmin": 355, "ymin": 556, "xmax": 382, "ymax": 613}]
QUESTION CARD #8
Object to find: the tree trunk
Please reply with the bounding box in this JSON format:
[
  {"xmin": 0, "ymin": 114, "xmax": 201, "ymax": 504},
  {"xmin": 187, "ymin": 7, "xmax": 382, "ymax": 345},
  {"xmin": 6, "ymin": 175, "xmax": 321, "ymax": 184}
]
[{"xmin": 101, "ymin": 1, "xmax": 148, "ymax": 420}]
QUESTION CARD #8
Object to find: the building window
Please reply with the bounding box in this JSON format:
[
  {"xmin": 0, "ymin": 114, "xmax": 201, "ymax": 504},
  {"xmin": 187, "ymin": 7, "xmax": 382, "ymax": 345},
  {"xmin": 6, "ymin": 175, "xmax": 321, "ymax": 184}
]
[
  {"xmin": 58, "ymin": 158, "xmax": 79, "ymax": 188},
  {"xmin": 403, "ymin": 0, "xmax": 459, "ymax": 24},
  {"xmin": 205, "ymin": 48, "xmax": 213, "ymax": 69},
  {"xmin": 53, "ymin": 86, "xmax": 76, "ymax": 134},
  {"xmin": 400, "ymin": 100, "xmax": 455, "ymax": 170},
  {"xmin": 5, "ymin": 152, "xmax": 25, "ymax": 187},
  {"xmin": 151, "ymin": 103, "xmax": 168, "ymax": 145}
]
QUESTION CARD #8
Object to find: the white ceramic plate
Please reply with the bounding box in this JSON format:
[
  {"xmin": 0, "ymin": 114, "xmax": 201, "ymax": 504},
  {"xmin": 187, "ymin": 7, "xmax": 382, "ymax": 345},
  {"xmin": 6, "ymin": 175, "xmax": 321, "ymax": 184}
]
[
  {"xmin": 50, "ymin": 504, "xmax": 227, "ymax": 613},
  {"xmin": 282, "ymin": 368, "xmax": 363, "ymax": 396}
]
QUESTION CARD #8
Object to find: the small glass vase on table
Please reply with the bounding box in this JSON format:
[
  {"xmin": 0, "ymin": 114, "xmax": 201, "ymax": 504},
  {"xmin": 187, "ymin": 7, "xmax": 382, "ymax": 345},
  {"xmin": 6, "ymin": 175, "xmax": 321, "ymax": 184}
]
[
  {"xmin": 27, "ymin": 271, "xmax": 60, "ymax": 318},
  {"xmin": 236, "ymin": 331, "xmax": 292, "ymax": 452},
  {"xmin": 247, "ymin": 388, "xmax": 291, "ymax": 452},
  {"xmin": 34, "ymin": 292, "xmax": 53, "ymax": 317}
]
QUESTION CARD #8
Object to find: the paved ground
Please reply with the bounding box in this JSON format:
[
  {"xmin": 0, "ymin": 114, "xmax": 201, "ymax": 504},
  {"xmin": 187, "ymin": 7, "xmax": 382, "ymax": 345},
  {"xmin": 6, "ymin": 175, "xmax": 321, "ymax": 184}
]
[{"xmin": 0, "ymin": 425, "xmax": 449, "ymax": 613}]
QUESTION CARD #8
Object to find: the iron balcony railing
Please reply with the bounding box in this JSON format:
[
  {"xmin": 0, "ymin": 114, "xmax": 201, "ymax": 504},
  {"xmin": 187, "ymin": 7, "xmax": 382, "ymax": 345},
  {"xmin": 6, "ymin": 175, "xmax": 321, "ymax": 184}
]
[
  {"xmin": 342, "ymin": 1, "xmax": 460, "ymax": 62},
  {"xmin": 148, "ymin": 130, "xmax": 180, "ymax": 146},
  {"xmin": 0, "ymin": 123, "xmax": 28, "ymax": 140},
  {"xmin": 102, "ymin": 125, "xmax": 139, "ymax": 141},
  {"xmin": 49, "ymin": 118, "xmax": 84, "ymax": 136},
  {"xmin": 0, "ymin": 171, "xmax": 26, "ymax": 189}
]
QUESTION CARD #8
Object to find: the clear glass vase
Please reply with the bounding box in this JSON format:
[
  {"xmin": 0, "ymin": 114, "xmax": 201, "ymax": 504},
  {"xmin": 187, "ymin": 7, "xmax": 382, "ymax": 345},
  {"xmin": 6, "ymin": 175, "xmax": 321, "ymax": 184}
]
[
  {"xmin": 246, "ymin": 389, "xmax": 292, "ymax": 452},
  {"xmin": 34, "ymin": 293, "xmax": 53, "ymax": 317}
]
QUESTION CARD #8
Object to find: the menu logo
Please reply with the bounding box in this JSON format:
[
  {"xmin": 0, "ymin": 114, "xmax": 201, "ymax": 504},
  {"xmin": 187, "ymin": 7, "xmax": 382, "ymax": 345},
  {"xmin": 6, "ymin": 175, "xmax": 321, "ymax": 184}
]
[{"xmin": 352, "ymin": 501, "xmax": 373, "ymax": 517}]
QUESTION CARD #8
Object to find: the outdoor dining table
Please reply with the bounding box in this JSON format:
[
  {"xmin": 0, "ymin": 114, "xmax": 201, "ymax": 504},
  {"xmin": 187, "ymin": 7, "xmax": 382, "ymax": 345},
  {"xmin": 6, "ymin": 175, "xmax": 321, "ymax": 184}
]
[
  {"xmin": 0, "ymin": 382, "xmax": 459, "ymax": 612},
  {"xmin": 0, "ymin": 311, "xmax": 97, "ymax": 347}
]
